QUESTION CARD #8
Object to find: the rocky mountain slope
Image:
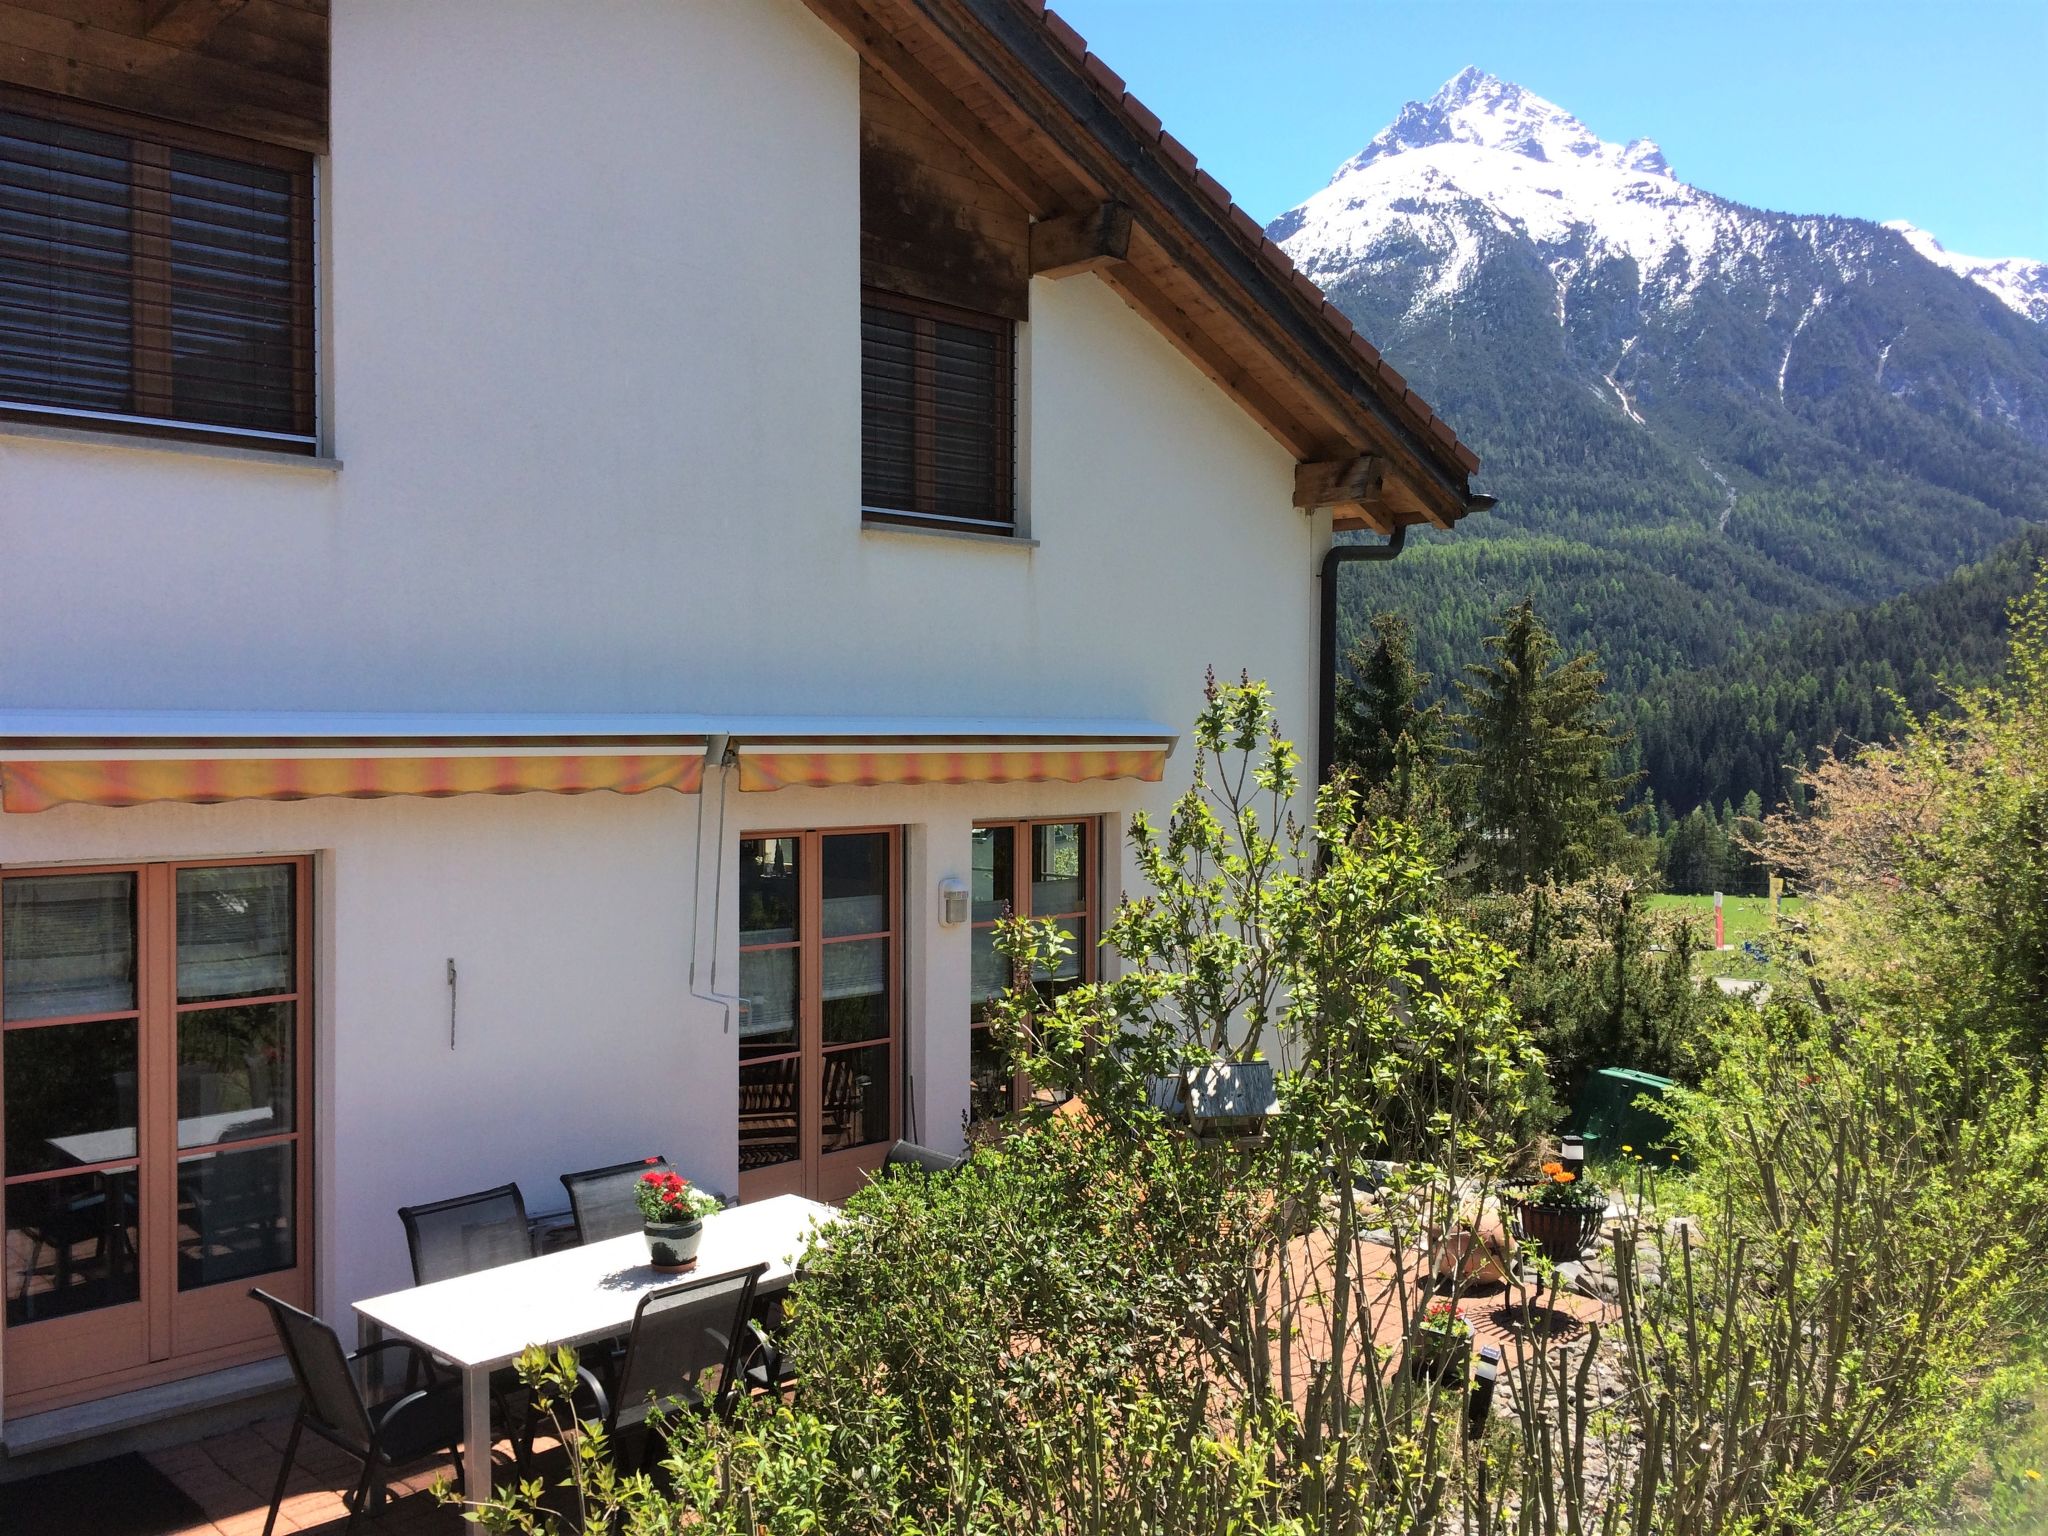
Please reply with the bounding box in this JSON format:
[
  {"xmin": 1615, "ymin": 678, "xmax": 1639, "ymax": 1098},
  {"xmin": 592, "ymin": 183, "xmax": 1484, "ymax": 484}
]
[{"xmin": 1269, "ymin": 69, "xmax": 2048, "ymax": 810}]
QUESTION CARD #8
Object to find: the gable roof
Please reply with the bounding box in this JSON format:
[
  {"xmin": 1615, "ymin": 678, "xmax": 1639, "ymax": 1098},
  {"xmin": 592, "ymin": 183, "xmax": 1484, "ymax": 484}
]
[{"xmin": 805, "ymin": 0, "xmax": 1481, "ymax": 532}]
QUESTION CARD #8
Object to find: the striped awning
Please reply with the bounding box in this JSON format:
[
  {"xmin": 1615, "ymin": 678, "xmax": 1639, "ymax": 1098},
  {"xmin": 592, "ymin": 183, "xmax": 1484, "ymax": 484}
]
[
  {"xmin": 736, "ymin": 741, "xmax": 1170, "ymax": 792},
  {"xmin": 0, "ymin": 754, "xmax": 702, "ymax": 814},
  {"xmin": 0, "ymin": 710, "xmax": 1176, "ymax": 812}
]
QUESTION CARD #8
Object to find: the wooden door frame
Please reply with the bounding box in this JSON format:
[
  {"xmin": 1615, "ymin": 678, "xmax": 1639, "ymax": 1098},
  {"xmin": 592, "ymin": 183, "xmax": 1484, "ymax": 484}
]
[
  {"xmin": 0, "ymin": 855, "xmax": 314, "ymax": 1416},
  {"xmin": 736, "ymin": 827, "xmax": 902, "ymax": 1204}
]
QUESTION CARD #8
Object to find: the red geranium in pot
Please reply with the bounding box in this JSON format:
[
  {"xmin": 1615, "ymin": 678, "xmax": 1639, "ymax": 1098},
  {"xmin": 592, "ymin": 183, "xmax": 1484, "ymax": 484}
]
[{"xmin": 634, "ymin": 1168, "xmax": 721, "ymax": 1272}]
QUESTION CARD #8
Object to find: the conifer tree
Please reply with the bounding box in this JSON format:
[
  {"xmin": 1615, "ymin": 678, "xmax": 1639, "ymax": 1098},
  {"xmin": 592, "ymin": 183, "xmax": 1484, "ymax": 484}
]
[
  {"xmin": 1453, "ymin": 600, "xmax": 1638, "ymax": 891},
  {"xmin": 1332, "ymin": 612, "xmax": 1448, "ymax": 814}
]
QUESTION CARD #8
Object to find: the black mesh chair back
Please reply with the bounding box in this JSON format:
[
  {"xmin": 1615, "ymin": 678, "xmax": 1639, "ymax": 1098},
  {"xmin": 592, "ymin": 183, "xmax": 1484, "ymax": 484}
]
[
  {"xmin": 253, "ymin": 1289, "xmax": 377, "ymax": 1454},
  {"xmin": 561, "ymin": 1157, "xmax": 669, "ymax": 1247},
  {"xmin": 397, "ymin": 1182, "xmax": 532, "ymax": 1286},
  {"xmin": 882, "ymin": 1139, "xmax": 964, "ymax": 1176},
  {"xmin": 610, "ymin": 1262, "xmax": 765, "ymax": 1430}
]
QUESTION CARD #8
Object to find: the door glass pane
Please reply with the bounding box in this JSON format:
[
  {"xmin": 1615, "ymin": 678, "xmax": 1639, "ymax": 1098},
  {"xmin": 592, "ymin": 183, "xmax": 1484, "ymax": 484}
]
[
  {"xmin": 738, "ymin": 1057, "xmax": 799, "ymax": 1173},
  {"xmin": 970, "ymin": 826, "xmax": 1014, "ymax": 922},
  {"xmin": 738, "ymin": 948, "xmax": 798, "ymax": 1054},
  {"xmin": 1030, "ymin": 823, "xmax": 1086, "ymax": 917},
  {"xmin": 4, "ymin": 1019, "xmax": 138, "ymax": 1175},
  {"xmin": 970, "ymin": 1029, "xmax": 1011, "ymax": 1123},
  {"xmin": 970, "ymin": 926, "xmax": 1012, "ymax": 1019},
  {"xmin": 177, "ymin": 865, "xmax": 293, "ymax": 1002},
  {"xmin": 177, "ymin": 1002, "xmax": 294, "ymax": 1147},
  {"xmin": 3, "ymin": 873, "xmax": 136, "ymax": 1021},
  {"xmin": 821, "ymin": 938, "xmax": 887, "ymax": 1045},
  {"xmin": 1032, "ymin": 917, "xmax": 1086, "ymax": 993},
  {"xmin": 821, "ymin": 833, "xmax": 889, "ymax": 938},
  {"xmin": 177, "ymin": 1142, "xmax": 293, "ymax": 1290},
  {"xmin": 5, "ymin": 1167, "xmax": 140, "ymax": 1325},
  {"xmin": 739, "ymin": 838, "xmax": 799, "ymax": 944},
  {"xmin": 821, "ymin": 1044, "xmax": 890, "ymax": 1154}
]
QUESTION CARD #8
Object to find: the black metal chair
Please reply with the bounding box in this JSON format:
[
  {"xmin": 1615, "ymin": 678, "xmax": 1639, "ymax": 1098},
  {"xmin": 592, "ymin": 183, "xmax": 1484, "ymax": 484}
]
[
  {"xmin": 251, "ymin": 1289, "xmax": 462, "ymax": 1536},
  {"xmin": 396, "ymin": 1182, "xmax": 534, "ymax": 1284},
  {"xmin": 572, "ymin": 1263, "xmax": 766, "ymax": 1473},
  {"xmin": 395, "ymin": 1183, "xmax": 537, "ymax": 1471},
  {"xmin": 881, "ymin": 1139, "xmax": 964, "ymax": 1176},
  {"xmin": 559, "ymin": 1157, "xmax": 670, "ymax": 1247}
]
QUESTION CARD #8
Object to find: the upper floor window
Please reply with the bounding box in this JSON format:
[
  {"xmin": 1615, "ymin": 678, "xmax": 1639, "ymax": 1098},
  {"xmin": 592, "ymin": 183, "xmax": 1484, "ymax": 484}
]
[
  {"xmin": 0, "ymin": 90, "xmax": 315, "ymax": 450},
  {"xmin": 861, "ymin": 290, "xmax": 1014, "ymax": 535}
]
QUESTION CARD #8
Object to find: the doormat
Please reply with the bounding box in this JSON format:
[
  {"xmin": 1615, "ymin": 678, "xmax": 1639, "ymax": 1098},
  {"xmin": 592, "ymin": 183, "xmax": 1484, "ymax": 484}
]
[{"xmin": 0, "ymin": 1451, "xmax": 207, "ymax": 1536}]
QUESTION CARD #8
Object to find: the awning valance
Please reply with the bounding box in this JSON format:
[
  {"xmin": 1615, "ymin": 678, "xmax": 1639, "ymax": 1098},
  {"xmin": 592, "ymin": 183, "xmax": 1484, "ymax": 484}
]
[
  {"xmin": 0, "ymin": 710, "xmax": 1176, "ymax": 811},
  {"xmin": 736, "ymin": 741, "xmax": 1170, "ymax": 792}
]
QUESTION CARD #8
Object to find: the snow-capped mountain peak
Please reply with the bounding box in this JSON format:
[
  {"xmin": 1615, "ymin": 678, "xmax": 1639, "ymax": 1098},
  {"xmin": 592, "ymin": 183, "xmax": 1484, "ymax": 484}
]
[
  {"xmin": 1336, "ymin": 69, "xmax": 1675, "ymax": 183},
  {"xmin": 1882, "ymin": 221, "xmax": 2048, "ymax": 324}
]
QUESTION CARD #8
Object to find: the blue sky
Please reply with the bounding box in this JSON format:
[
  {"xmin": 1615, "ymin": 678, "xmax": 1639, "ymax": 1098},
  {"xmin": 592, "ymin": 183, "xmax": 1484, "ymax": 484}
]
[{"xmin": 1050, "ymin": 1, "xmax": 2048, "ymax": 261}]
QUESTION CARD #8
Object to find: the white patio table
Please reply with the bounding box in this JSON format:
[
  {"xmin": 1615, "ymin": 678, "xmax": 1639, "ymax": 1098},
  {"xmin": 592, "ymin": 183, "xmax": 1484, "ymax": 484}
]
[{"xmin": 352, "ymin": 1193, "xmax": 836, "ymax": 1503}]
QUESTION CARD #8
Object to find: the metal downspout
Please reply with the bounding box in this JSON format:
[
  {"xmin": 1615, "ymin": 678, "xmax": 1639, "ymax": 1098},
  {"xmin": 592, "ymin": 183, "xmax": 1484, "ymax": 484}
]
[{"xmin": 1316, "ymin": 524, "xmax": 1407, "ymax": 790}]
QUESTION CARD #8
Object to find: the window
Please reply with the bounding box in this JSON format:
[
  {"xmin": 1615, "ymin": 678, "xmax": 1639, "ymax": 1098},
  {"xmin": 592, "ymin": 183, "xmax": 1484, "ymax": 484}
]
[
  {"xmin": 0, "ymin": 89, "xmax": 315, "ymax": 449},
  {"xmin": 861, "ymin": 289, "xmax": 1014, "ymax": 534},
  {"xmin": 969, "ymin": 820, "xmax": 1096, "ymax": 1121},
  {"xmin": 1, "ymin": 858, "xmax": 312, "ymax": 1415},
  {"xmin": 737, "ymin": 829, "xmax": 901, "ymax": 1204}
]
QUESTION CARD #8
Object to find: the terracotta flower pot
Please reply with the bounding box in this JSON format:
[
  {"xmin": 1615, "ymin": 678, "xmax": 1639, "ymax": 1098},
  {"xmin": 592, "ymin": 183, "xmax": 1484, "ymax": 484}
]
[{"xmin": 643, "ymin": 1218, "xmax": 704, "ymax": 1272}]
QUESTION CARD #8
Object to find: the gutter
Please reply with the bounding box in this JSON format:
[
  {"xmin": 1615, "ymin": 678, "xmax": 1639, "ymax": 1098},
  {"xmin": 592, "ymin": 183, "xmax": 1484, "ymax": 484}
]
[{"xmin": 1316, "ymin": 494, "xmax": 1497, "ymax": 787}]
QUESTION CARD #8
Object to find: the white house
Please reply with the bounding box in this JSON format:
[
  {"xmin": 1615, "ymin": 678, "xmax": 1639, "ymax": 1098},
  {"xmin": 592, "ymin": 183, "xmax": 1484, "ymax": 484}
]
[{"xmin": 0, "ymin": 0, "xmax": 1480, "ymax": 1448}]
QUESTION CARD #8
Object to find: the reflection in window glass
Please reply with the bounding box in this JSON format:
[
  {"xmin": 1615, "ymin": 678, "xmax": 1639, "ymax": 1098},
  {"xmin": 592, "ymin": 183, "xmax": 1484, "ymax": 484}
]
[
  {"xmin": 738, "ymin": 1057, "xmax": 800, "ymax": 1172},
  {"xmin": 820, "ymin": 1044, "xmax": 890, "ymax": 1153},
  {"xmin": 821, "ymin": 833, "xmax": 888, "ymax": 938},
  {"xmin": 1030, "ymin": 823, "xmax": 1085, "ymax": 916},
  {"xmin": 821, "ymin": 938, "xmax": 888, "ymax": 1044},
  {"xmin": 738, "ymin": 948, "xmax": 799, "ymax": 1054},
  {"xmin": 177, "ymin": 1003, "xmax": 294, "ymax": 1148},
  {"xmin": 3, "ymin": 1019, "xmax": 138, "ymax": 1175},
  {"xmin": 177, "ymin": 865, "xmax": 293, "ymax": 1002},
  {"xmin": 177, "ymin": 1143, "xmax": 293, "ymax": 1290},
  {"xmin": 970, "ymin": 826, "xmax": 1013, "ymax": 922},
  {"xmin": 2, "ymin": 873, "xmax": 136, "ymax": 1021},
  {"xmin": 739, "ymin": 839, "xmax": 799, "ymax": 944},
  {"xmin": 5, "ymin": 1167, "xmax": 140, "ymax": 1326}
]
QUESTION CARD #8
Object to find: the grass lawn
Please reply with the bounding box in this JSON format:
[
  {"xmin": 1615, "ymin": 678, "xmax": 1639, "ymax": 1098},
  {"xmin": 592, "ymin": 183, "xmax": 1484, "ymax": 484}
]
[{"xmin": 1648, "ymin": 893, "xmax": 1803, "ymax": 981}]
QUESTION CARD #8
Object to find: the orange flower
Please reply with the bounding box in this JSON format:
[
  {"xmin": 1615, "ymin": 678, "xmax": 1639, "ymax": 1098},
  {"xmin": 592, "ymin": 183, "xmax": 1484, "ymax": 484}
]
[
  {"xmin": 1551, "ymin": 1170, "xmax": 1576, "ymax": 1184},
  {"xmin": 1540, "ymin": 1160, "xmax": 1565, "ymax": 1177}
]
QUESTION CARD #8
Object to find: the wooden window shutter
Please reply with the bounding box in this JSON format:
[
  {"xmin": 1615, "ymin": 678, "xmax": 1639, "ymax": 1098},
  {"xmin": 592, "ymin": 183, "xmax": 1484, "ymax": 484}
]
[
  {"xmin": 861, "ymin": 290, "xmax": 1015, "ymax": 534},
  {"xmin": 0, "ymin": 89, "xmax": 315, "ymax": 448}
]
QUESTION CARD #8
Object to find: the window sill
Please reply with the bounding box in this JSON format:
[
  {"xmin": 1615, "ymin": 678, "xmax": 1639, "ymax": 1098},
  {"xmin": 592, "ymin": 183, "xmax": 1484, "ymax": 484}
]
[
  {"xmin": 0, "ymin": 418, "xmax": 340, "ymax": 474},
  {"xmin": 861, "ymin": 516, "xmax": 1036, "ymax": 550}
]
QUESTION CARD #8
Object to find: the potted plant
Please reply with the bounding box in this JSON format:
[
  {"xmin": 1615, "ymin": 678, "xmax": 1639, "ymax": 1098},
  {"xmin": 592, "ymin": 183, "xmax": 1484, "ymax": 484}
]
[
  {"xmin": 635, "ymin": 1168, "xmax": 721, "ymax": 1271},
  {"xmin": 1506, "ymin": 1160, "xmax": 1605, "ymax": 1262},
  {"xmin": 1405, "ymin": 1300, "xmax": 1473, "ymax": 1386}
]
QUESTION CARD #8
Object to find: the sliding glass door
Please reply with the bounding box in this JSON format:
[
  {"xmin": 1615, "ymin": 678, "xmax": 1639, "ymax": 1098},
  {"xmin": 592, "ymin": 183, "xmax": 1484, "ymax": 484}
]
[
  {"xmin": 1, "ymin": 859, "xmax": 312, "ymax": 1414},
  {"xmin": 737, "ymin": 830, "xmax": 900, "ymax": 1204}
]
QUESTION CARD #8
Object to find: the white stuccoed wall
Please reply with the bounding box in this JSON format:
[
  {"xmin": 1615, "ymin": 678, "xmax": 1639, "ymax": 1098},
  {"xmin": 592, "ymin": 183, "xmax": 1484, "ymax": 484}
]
[{"xmin": 0, "ymin": 0, "xmax": 1329, "ymax": 1359}]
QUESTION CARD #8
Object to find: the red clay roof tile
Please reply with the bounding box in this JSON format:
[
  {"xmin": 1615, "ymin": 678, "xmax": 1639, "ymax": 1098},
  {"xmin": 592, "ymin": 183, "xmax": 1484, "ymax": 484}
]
[
  {"xmin": 1121, "ymin": 94, "xmax": 1163, "ymax": 140},
  {"xmin": 1042, "ymin": 9, "xmax": 1086, "ymax": 59},
  {"xmin": 1156, "ymin": 131, "xmax": 1198, "ymax": 175},
  {"xmin": 1081, "ymin": 53, "xmax": 1125, "ymax": 95}
]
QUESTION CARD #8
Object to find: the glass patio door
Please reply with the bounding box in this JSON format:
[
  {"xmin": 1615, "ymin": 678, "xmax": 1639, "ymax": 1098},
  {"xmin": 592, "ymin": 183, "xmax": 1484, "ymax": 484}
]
[
  {"xmin": 736, "ymin": 829, "xmax": 899, "ymax": 1205},
  {"xmin": 1, "ymin": 859, "xmax": 312, "ymax": 1415}
]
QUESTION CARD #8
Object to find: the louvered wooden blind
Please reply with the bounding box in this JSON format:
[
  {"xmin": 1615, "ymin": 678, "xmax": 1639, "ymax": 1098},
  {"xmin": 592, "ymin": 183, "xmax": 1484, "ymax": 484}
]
[
  {"xmin": 861, "ymin": 290, "xmax": 1014, "ymax": 533},
  {"xmin": 0, "ymin": 90, "xmax": 315, "ymax": 448}
]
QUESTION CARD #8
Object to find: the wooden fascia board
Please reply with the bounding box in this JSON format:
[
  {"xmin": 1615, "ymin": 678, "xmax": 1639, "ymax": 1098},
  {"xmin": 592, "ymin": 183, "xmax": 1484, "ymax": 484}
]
[
  {"xmin": 892, "ymin": 0, "xmax": 1472, "ymax": 524},
  {"xmin": 803, "ymin": 0, "xmax": 1061, "ymax": 216}
]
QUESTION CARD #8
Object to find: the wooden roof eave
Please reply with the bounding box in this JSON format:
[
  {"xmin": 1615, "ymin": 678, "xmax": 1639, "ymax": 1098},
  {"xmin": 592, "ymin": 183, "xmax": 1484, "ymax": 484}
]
[{"xmin": 859, "ymin": 0, "xmax": 1475, "ymax": 530}]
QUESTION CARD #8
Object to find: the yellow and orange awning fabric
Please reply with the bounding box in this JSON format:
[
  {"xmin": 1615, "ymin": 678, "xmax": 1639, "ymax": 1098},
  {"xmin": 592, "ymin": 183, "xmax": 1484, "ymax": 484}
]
[
  {"xmin": 0, "ymin": 754, "xmax": 702, "ymax": 814},
  {"xmin": 0, "ymin": 711, "xmax": 1178, "ymax": 812},
  {"xmin": 737, "ymin": 741, "xmax": 1170, "ymax": 792}
]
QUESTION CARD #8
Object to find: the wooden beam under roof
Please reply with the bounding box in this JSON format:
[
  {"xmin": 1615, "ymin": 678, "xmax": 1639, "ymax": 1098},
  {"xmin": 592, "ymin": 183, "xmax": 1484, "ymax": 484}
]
[
  {"xmin": 1029, "ymin": 200, "xmax": 1131, "ymax": 278},
  {"xmin": 144, "ymin": 0, "xmax": 249, "ymax": 47},
  {"xmin": 1292, "ymin": 456, "xmax": 1385, "ymax": 511}
]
